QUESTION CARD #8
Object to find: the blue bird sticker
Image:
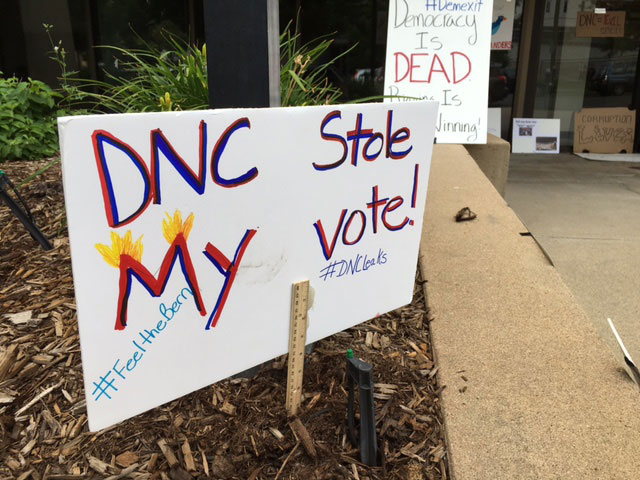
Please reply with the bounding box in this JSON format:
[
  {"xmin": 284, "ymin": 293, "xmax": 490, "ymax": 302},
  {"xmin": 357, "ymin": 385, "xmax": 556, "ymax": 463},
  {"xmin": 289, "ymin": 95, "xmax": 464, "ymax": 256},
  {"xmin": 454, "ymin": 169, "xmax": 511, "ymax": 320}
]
[{"xmin": 492, "ymin": 16, "xmax": 507, "ymax": 35}]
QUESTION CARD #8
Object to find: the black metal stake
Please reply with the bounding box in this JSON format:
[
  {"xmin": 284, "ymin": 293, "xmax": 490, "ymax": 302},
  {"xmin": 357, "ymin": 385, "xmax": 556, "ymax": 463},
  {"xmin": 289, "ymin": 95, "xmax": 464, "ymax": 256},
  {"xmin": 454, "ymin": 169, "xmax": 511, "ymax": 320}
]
[
  {"xmin": 0, "ymin": 171, "xmax": 53, "ymax": 250},
  {"xmin": 346, "ymin": 351, "xmax": 378, "ymax": 466}
]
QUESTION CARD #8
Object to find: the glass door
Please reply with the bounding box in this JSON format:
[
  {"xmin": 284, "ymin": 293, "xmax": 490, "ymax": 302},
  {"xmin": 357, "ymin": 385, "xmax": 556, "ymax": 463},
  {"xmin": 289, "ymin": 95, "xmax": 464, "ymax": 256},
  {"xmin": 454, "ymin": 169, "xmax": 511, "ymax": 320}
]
[{"xmin": 532, "ymin": 0, "xmax": 640, "ymax": 149}]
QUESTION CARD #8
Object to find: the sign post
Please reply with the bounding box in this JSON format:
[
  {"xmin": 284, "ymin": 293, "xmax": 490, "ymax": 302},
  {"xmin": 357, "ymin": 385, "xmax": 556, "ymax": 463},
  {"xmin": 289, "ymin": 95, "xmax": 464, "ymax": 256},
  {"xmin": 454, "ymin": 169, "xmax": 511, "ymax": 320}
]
[
  {"xmin": 203, "ymin": 0, "xmax": 280, "ymax": 108},
  {"xmin": 203, "ymin": 0, "xmax": 280, "ymax": 380}
]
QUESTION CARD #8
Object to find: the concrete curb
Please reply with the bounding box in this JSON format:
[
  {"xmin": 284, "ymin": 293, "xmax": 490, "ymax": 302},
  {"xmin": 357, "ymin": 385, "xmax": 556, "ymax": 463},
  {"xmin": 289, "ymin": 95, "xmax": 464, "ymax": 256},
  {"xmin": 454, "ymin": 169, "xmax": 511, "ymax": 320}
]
[
  {"xmin": 418, "ymin": 144, "xmax": 640, "ymax": 479},
  {"xmin": 418, "ymin": 254, "xmax": 458, "ymax": 480}
]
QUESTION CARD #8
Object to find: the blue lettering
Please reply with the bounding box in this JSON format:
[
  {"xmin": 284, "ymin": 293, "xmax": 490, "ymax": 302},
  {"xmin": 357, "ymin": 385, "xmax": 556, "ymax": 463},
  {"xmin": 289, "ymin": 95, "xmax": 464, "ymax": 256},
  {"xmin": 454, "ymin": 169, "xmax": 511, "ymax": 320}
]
[
  {"xmin": 211, "ymin": 117, "xmax": 258, "ymax": 187},
  {"xmin": 424, "ymin": 0, "xmax": 484, "ymax": 12},
  {"xmin": 112, "ymin": 359, "xmax": 126, "ymax": 379},
  {"xmin": 318, "ymin": 249, "xmax": 389, "ymax": 281},
  {"xmin": 314, "ymin": 110, "xmax": 348, "ymax": 171},
  {"xmin": 126, "ymin": 351, "xmax": 143, "ymax": 371},
  {"xmin": 144, "ymin": 328, "xmax": 160, "ymax": 340},
  {"xmin": 159, "ymin": 302, "xmax": 173, "ymax": 321},
  {"xmin": 337, "ymin": 260, "xmax": 348, "ymax": 277},
  {"xmin": 139, "ymin": 329, "xmax": 154, "ymax": 345},
  {"xmin": 93, "ymin": 286, "xmax": 192, "ymax": 403},
  {"xmin": 126, "ymin": 358, "xmax": 135, "ymax": 371}
]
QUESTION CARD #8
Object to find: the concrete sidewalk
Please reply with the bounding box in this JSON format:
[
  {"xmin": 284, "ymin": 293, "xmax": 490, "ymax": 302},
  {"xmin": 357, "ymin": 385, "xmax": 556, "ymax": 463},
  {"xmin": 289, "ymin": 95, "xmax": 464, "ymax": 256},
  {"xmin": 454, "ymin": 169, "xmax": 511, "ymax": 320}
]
[
  {"xmin": 506, "ymin": 154, "xmax": 640, "ymax": 366},
  {"xmin": 419, "ymin": 146, "xmax": 640, "ymax": 479}
]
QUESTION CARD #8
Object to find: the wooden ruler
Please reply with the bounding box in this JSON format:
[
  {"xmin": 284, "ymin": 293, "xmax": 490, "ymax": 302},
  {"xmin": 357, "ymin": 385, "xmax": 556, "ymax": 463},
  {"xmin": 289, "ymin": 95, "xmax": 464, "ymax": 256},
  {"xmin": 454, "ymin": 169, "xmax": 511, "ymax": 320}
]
[{"xmin": 286, "ymin": 280, "xmax": 310, "ymax": 417}]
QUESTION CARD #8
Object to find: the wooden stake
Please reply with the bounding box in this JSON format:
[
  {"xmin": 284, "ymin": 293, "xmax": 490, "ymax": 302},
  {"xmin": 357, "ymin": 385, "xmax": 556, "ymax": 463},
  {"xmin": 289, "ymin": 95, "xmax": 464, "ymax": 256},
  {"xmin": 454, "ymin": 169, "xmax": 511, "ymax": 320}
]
[{"xmin": 286, "ymin": 280, "xmax": 310, "ymax": 416}]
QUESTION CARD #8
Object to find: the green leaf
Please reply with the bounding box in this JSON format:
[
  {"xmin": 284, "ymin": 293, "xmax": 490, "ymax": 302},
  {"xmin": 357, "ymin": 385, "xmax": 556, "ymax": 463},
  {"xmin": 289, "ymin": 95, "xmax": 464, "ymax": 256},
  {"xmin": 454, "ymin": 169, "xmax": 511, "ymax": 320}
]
[{"xmin": 287, "ymin": 70, "xmax": 307, "ymax": 92}]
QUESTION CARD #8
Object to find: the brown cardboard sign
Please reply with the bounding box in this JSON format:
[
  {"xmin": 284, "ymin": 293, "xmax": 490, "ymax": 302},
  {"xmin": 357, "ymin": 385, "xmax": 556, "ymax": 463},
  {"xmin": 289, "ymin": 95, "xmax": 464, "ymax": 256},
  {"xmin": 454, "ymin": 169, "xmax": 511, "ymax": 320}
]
[
  {"xmin": 574, "ymin": 107, "xmax": 636, "ymax": 153},
  {"xmin": 576, "ymin": 11, "xmax": 625, "ymax": 38}
]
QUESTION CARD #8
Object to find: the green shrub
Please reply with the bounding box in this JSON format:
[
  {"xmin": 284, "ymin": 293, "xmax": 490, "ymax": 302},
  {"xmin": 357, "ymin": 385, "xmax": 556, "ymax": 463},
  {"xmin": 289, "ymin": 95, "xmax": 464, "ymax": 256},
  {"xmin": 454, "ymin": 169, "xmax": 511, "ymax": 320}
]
[
  {"xmin": 280, "ymin": 26, "xmax": 352, "ymax": 106},
  {"xmin": 58, "ymin": 33, "xmax": 210, "ymax": 113},
  {"xmin": 56, "ymin": 25, "xmax": 350, "ymax": 113},
  {"xmin": 0, "ymin": 23, "xmax": 350, "ymax": 165},
  {"xmin": 0, "ymin": 75, "xmax": 61, "ymax": 162}
]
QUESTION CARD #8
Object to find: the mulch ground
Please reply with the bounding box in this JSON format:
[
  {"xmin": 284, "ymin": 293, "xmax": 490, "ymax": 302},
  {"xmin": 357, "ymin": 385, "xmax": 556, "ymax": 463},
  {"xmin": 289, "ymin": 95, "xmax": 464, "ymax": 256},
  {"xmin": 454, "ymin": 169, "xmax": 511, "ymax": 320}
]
[{"xmin": 0, "ymin": 158, "xmax": 448, "ymax": 480}]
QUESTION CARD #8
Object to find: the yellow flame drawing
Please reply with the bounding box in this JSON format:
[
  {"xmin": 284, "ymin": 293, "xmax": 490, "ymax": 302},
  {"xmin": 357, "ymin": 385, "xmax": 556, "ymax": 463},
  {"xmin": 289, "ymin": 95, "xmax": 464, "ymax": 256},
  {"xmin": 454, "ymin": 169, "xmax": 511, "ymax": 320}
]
[
  {"xmin": 162, "ymin": 210, "xmax": 194, "ymax": 244},
  {"xmin": 96, "ymin": 231, "xmax": 144, "ymax": 268}
]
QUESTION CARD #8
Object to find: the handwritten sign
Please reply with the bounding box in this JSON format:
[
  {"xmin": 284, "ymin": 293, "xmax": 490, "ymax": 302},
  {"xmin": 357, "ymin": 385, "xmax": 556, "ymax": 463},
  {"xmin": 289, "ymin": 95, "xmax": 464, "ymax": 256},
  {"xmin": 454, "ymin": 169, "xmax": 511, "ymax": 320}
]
[
  {"xmin": 491, "ymin": 0, "xmax": 515, "ymax": 50},
  {"xmin": 574, "ymin": 107, "xmax": 636, "ymax": 153},
  {"xmin": 576, "ymin": 11, "xmax": 625, "ymax": 38},
  {"xmin": 383, "ymin": 0, "xmax": 494, "ymax": 144},
  {"xmin": 58, "ymin": 102, "xmax": 439, "ymax": 431}
]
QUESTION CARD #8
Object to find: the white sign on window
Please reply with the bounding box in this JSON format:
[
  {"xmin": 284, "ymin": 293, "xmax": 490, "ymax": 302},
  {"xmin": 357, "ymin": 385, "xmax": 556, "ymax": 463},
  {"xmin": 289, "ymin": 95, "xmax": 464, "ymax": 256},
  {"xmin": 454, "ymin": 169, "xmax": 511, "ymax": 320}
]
[
  {"xmin": 491, "ymin": 0, "xmax": 516, "ymax": 50},
  {"xmin": 512, "ymin": 118, "xmax": 560, "ymax": 154}
]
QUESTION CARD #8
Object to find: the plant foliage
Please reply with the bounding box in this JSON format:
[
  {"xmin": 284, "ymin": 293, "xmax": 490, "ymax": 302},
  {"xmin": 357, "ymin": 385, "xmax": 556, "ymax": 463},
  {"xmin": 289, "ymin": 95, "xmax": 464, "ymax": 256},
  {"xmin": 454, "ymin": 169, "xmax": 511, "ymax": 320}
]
[
  {"xmin": 0, "ymin": 24, "xmax": 351, "ymax": 163},
  {"xmin": 56, "ymin": 24, "xmax": 350, "ymax": 113},
  {"xmin": 0, "ymin": 75, "xmax": 61, "ymax": 162},
  {"xmin": 280, "ymin": 25, "xmax": 353, "ymax": 106},
  {"xmin": 57, "ymin": 32, "xmax": 209, "ymax": 113}
]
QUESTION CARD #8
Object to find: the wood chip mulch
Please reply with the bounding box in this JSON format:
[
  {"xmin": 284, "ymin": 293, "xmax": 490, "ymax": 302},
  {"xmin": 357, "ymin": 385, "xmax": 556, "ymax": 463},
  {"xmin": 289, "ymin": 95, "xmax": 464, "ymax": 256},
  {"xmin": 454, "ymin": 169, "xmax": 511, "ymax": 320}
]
[{"xmin": 0, "ymin": 158, "xmax": 448, "ymax": 480}]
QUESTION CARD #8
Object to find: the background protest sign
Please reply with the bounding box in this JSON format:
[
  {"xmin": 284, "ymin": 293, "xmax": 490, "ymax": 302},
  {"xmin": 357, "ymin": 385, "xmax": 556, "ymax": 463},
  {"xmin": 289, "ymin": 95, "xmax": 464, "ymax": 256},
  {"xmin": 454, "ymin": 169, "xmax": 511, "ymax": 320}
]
[
  {"xmin": 512, "ymin": 118, "xmax": 560, "ymax": 154},
  {"xmin": 576, "ymin": 11, "xmax": 625, "ymax": 38},
  {"xmin": 384, "ymin": 0, "xmax": 493, "ymax": 144},
  {"xmin": 58, "ymin": 102, "xmax": 438, "ymax": 431},
  {"xmin": 574, "ymin": 107, "xmax": 635, "ymax": 154}
]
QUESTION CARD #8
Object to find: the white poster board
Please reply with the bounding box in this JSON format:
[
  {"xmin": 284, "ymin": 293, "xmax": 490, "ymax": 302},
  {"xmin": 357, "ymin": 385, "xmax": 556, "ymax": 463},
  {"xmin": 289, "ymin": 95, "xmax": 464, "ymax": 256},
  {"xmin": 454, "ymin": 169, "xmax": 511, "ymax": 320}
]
[
  {"xmin": 512, "ymin": 118, "xmax": 560, "ymax": 154},
  {"xmin": 383, "ymin": 0, "xmax": 494, "ymax": 144},
  {"xmin": 488, "ymin": 107, "xmax": 501, "ymax": 138},
  {"xmin": 58, "ymin": 102, "xmax": 439, "ymax": 431},
  {"xmin": 491, "ymin": 0, "xmax": 516, "ymax": 50}
]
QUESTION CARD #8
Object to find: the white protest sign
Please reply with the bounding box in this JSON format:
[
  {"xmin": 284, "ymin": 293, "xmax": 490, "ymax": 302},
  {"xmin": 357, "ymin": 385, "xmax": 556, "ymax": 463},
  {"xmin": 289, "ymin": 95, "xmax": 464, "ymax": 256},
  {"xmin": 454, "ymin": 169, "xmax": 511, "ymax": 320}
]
[
  {"xmin": 58, "ymin": 102, "xmax": 439, "ymax": 431},
  {"xmin": 512, "ymin": 118, "xmax": 560, "ymax": 154},
  {"xmin": 384, "ymin": 0, "xmax": 493, "ymax": 144}
]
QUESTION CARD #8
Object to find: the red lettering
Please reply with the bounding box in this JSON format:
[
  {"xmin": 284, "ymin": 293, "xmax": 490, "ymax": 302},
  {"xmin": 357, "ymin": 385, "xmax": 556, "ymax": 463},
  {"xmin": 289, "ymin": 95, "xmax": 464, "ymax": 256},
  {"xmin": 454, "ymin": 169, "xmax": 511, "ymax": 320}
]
[
  {"xmin": 394, "ymin": 52, "xmax": 410, "ymax": 82},
  {"xmin": 382, "ymin": 196, "xmax": 409, "ymax": 231},
  {"xmin": 391, "ymin": 51, "xmax": 470, "ymax": 85},
  {"xmin": 116, "ymin": 233, "xmax": 205, "ymax": 330},
  {"xmin": 313, "ymin": 209, "xmax": 348, "ymax": 260},
  {"xmin": 93, "ymin": 130, "xmax": 153, "ymax": 228},
  {"xmin": 314, "ymin": 110, "xmax": 348, "ymax": 171},
  {"xmin": 451, "ymin": 52, "xmax": 472, "ymax": 84},
  {"xmin": 203, "ymin": 229, "xmax": 257, "ymax": 329},
  {"xmin": 342, "ymin": 210, "xmax": 366, "ymax": 246},
  {"xmin": 428, "ymin": 54, "xmax": 451, "ymax": 83},
  {"xmin": 409, "ymin": 53, "xmax": 429, "ymax": 82}
]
